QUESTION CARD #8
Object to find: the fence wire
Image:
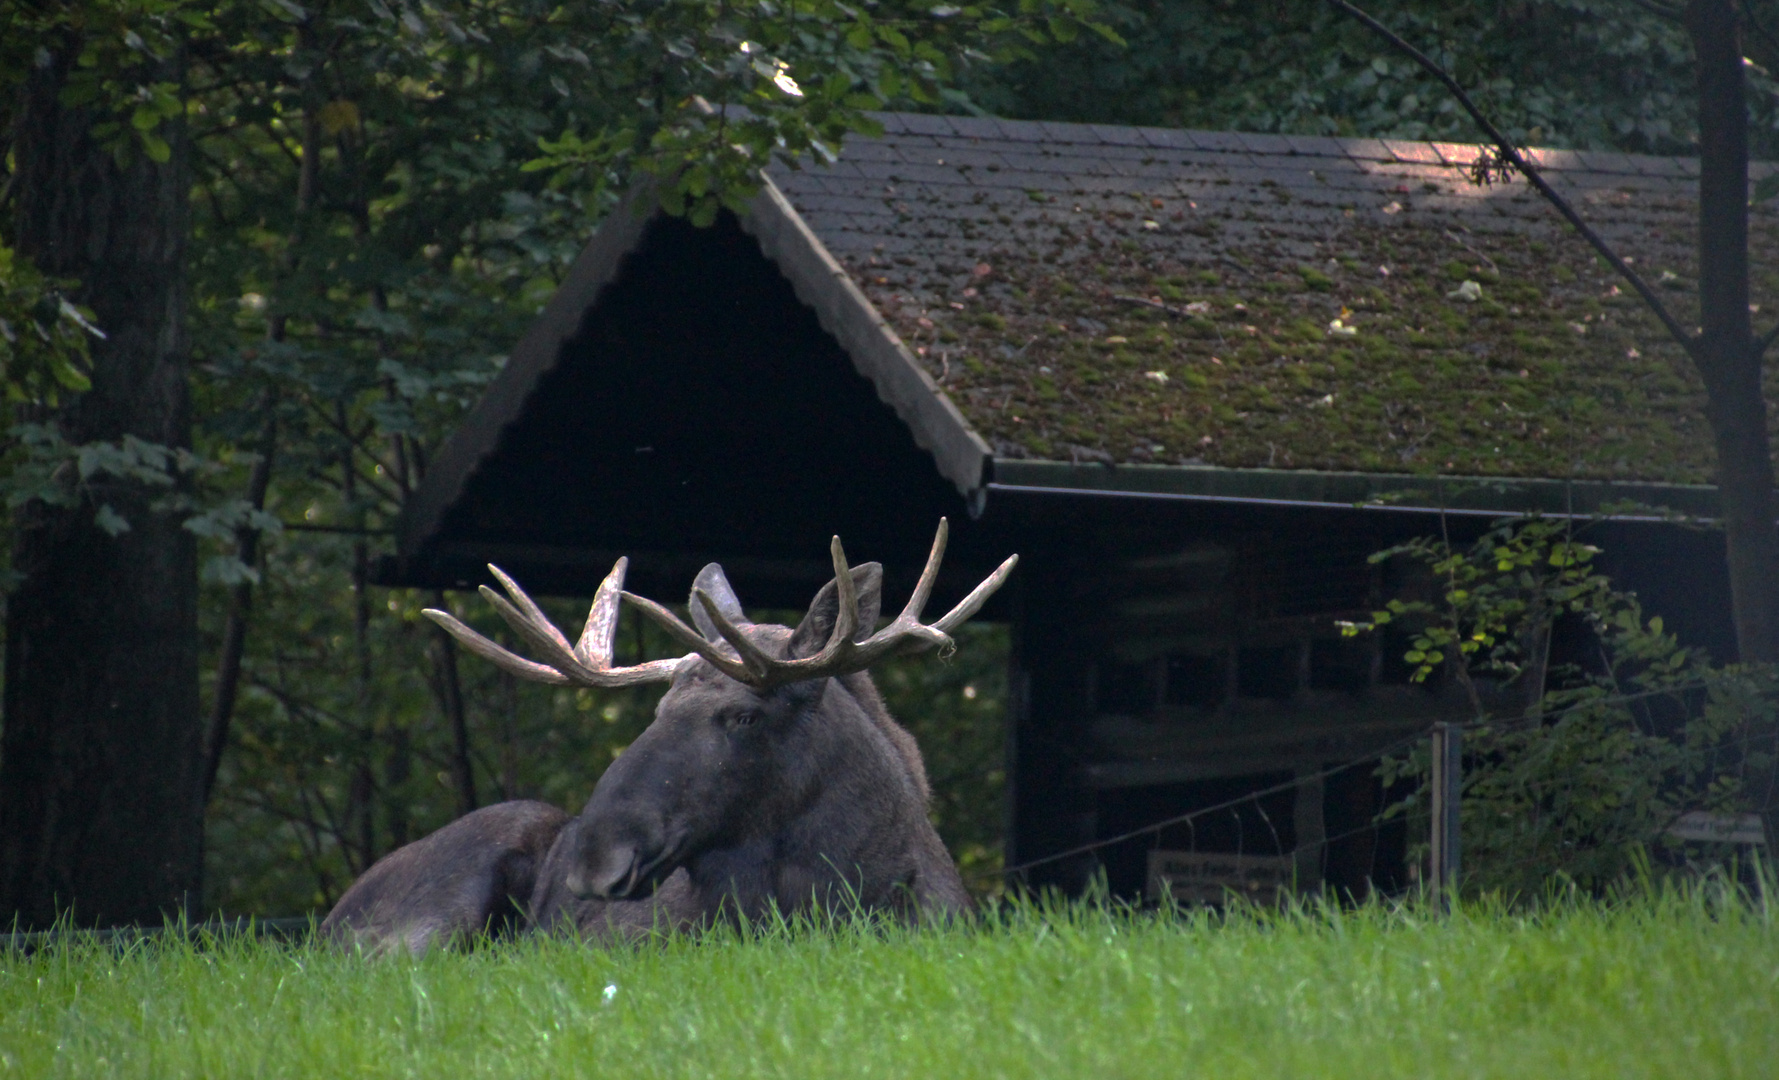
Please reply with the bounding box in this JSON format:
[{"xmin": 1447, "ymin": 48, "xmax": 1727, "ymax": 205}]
[{"xmin": 985, "ymin": 675, "xmax": 1775, "ymax": 892}]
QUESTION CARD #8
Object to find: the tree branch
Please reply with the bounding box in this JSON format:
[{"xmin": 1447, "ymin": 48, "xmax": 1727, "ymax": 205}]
[
  {"xmin": 281, "ymin": 521, "xmax": 395, "ymax": 535},
  {"xmin": 1326, "ymin": 0, "xmax": 1701, "ymax": 360},
  {"xmin": 1758, "ymin": 319, "xmax": 1779, "ymax": 357},
  {"xmin": 1743, "ymin": 0, "xmax": 1779, "ymax": 56}
]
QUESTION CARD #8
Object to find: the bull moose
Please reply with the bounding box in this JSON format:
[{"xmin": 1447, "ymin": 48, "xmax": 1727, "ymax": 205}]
[{"xmin": 321, "ymin": 520, "xmax": 1016, "ymax": 953}]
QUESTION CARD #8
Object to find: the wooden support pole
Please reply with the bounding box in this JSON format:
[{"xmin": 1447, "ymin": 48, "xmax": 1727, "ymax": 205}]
[
  {"xmin": 1429, "ymin": 722, "xmax": 1462, "ymax": 908},
  {"xmin": 1293, "ymin": 764, "xmax": 1326, "ymax": 892}
]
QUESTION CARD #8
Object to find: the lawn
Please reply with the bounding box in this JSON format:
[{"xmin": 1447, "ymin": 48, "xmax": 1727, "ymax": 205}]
[{"xmin": 2, "ymin": 889, "xmax": 1774, "ymax": 1079}]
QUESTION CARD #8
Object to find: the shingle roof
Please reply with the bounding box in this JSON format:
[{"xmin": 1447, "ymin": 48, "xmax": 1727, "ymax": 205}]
[{"xmin": 767, "ymin": 114, "xmax": 1779, "ymax": 483}]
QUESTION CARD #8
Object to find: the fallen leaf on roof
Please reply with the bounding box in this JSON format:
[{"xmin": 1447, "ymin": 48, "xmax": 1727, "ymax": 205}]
[
  {"xmin": 1382, "ymin": 201, "xmax": 1403, "ymax": 215},
  {"xmin": 1447, "ymin": 280, "xmax": 1483, "ymax": 302},
  {"xmin": 1145, "ymin": 370, "xmax": 1170, "ymax": 384},
  {"xmin": 1328, "ymin": 319, "xmax": 1358, "ymax": 337}
]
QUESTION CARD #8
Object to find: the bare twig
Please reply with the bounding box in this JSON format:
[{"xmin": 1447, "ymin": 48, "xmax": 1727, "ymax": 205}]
[
  {"xmin": 1325, "ymin": 0, "xmax": 1700, "ymax": 359},
  {"xmin": 1112, "ymin": 293, "xmax": 1201, "ymax": 319},
  {"xmin": 1217, "ymin": 254, "xmax": 1256, "ymax": 278},
  {"xmin": 281, "ymin": 521, "xmax": 395, "ymax": 535},
  {"xmin": 429, "ymin": 589, "xmax": 478, "ymax": 816},
  {"xmin": 303, "ymin": 400, "xmax": 405, "ymax": 489},
  {"xmin": 1758, "ymin": 319, "xmax": 1779, "ymax": 358},
  {"xmin": 1744, "ymin": 0, "xmax": 1779, "ymax": 55},
  {"xmin": 202, "ymin": 411, "xmax": 278, "ymax": 808},
  {"xmin": 1443, "ymin": 227, "xmax": 1499, "ymax": 273}
]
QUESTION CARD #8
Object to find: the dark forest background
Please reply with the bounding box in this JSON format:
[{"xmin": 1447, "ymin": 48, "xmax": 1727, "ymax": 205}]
[{"xmin": 1, "ymin": 0, "xmax": 1771, "ymax": 920}]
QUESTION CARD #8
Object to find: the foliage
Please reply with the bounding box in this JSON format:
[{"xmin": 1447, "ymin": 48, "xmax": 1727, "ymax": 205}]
[
  {"xmin": 0, "ymin": 246, "xmax": 99, "ymax": 404},
  {"xmin": 0, "ymin": 0, "xmax": 1052, "ymax": 915},
  {"xmin": 874, "ymin": 622, "xmax": 1009, "ymax": 888},
  {"xmin": 0, "ymin": 0, "xmax": 203, "ymax": 164},
  {"xmin": 519, "ymin": 0, "xmax": 1119, "ymax": 225},
  {"xmin": 6, "ymin": 0, "xmax": 1771, "ymax": 919},
  {"xmin": 961, "ymin": 0, "xmax": 1779, "ymax": 158},
  {"xmin": 2, "ymin": 887, "xmax": 1776, "ymax": 1078},
  {"xmin": 1341, "ymin": 516, "xmax": 1774, "ymax": 896}
]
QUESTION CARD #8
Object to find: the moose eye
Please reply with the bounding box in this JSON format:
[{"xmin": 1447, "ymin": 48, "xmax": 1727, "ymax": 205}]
[{"xmin": 729, "ymin": 710, "xmax": 758, "ymax": 729}]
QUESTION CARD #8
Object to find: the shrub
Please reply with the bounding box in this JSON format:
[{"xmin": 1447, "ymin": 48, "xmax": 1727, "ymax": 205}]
[{"xmin": 1341, "ymin": 516, "xmax": 1775, "ymax": 897}]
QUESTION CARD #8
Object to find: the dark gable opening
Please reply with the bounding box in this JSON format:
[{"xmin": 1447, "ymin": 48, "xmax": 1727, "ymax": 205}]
[{"xmin": 421, "ymin": 211, "xmax": 975, "ymax": 604}]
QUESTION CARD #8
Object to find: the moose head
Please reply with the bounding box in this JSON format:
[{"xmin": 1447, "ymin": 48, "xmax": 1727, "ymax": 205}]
[{"xmin": 422, "ymin": 519, "xmax": 1016, "ymax": 921}]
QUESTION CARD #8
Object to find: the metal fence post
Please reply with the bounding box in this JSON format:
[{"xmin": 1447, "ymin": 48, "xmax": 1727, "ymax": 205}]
[{"xmin": 1429, "ymin": 721, "xmax": 1461, "ymax": 909}]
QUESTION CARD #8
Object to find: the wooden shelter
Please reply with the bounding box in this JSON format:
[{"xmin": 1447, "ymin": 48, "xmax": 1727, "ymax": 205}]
[{"xmin": 378, "ymin": 112, "xmax": 1775, "ymax": 898}]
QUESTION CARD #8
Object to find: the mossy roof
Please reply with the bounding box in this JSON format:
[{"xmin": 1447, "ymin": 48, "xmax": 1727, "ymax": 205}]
[{"xmin": 768, "ymin": 113, "xmax": 1779, "ymax": 484}]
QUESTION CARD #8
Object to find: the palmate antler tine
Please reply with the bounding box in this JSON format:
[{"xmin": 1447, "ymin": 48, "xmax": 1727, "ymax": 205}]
[
  {"xmin": 432, "ymin": 565, "xmax": 688, "ymax": 689},
  {"xmin": 693, "ymin": 589, "xmax": 778, "ymax": 679},
  {"xmin": 487, "ymin": 564, "xmax": 575, "ymax": 655},
  {"xmin": 622, "ymin": 590, "xmax": 757, "ymax": 684},
  {"xmin": 421, "ymin": 608, "xmax": 573, "ymax": 686},
  {"xmin": 821, "ymin": 535, "xmax": 860, "ymax": 655},
  {"xmin": 930, "ymin": 554, "xmax": 1020, "ymax": 637},
  {"xmin": 898, "ymin": 516, "xmax": 950, "ymax": 626},
  {"xmin": 576, "ymin": 557, "xmax": 629, "ymax": 667},
  {"xmin": 478, "ymin": 585, "xmax": 606, "ymax": 684}
]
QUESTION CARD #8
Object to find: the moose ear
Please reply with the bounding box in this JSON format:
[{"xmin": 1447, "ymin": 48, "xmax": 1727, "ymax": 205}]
[
  {"xmin": 689, "ymin": 563, "xmax": 749, "ymax": 643},
  {"xmin": 787, "ymin": 563, "xmax": 883, "ymax": 660}
]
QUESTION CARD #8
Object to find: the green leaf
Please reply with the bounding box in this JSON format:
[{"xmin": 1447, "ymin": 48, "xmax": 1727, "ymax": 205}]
[
  {"xmin": 93, "ymin": 504, "xmax": 131, "ymax": 536},
  {"xmin": 140, "ymin": 131, "xmax": 171, "ymax": 163},
  {"xmin": 50, "ymin": 357, "xmax": 91, "ymax": 392}
]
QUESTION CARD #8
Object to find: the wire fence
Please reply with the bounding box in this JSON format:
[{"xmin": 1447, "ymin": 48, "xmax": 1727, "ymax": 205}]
[
  {"xmin": 0, "ymin": 916, "xmax": 314, "ymax": 956},
  {"xmin": 982, "ymin": 675, "xmax": 1776, "ymax": 903}
]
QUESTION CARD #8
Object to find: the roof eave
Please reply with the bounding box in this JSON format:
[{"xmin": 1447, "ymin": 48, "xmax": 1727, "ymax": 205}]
[
  {"xmin": 741, "ymin": 175, "xmax": 992, "ymax": 499},
  {"xmin": 399, "ymin": 175, "xmax": 993, "ymax": 559},
  {"xmin": 988, "ymin": 459, "xmax": 1724, "ymax": 520},
  {"xmin": 396, "ymin": 183, "xmax": 660, "ymax": 557}
]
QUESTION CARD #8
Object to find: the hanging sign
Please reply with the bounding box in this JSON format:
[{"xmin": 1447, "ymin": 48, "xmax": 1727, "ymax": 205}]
[
  {"xmin": 1666, "ymin": 811, "xmax": 1767, "ymax": 845},
  {"xmin": 1146, "ymin": 850, "xmax": 1296, "ymax": 905}
]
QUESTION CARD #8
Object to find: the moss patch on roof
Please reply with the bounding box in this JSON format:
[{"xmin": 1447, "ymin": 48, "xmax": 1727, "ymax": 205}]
[{"xmin": 774, "ymin": 115, "xmax": 1779, "ymax": 484}]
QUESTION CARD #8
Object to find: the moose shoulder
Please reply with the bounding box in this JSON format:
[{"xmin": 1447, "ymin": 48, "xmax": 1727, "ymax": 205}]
[{"xmin": 323, "ymin": 521, "xmax": 1015, "ymax": 954}]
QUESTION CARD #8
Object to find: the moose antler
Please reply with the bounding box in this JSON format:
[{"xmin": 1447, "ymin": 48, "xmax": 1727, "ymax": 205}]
[
  {"xmin": 622, "ymin": 518, "xmax": 1019, "ymax": 691},
  {"xmin": 422, "ymin": 557, "xmax": 688, "ymax": 687},
  {"xmin": 424, "ymin": 519, "xmax": 1018, "ymax": 692}
]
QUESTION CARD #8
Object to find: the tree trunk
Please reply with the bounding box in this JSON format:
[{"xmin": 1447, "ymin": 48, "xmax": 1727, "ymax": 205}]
[
  {"xmin": 0, "ymin": 42, "xmax": 199, "ymax": 928},
  {"xmin": 430, "ymin": 595, "xmax": 479, "ymax": 816},
  {"xmin": 201, "ymin": 420, "xmax": 276, "ymax": 806},
  {"xmin": 1685, "ymin": 0, "xmax": 1779, "ymax": 665}
]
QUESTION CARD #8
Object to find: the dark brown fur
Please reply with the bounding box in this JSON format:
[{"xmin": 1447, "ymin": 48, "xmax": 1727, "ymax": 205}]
[
  {"xmin": 320, "ymin": 800, "xmax": 567, "ymax": 955},
  {"xmin": 321, "ymin": 562, "xmax": 970, "ymax": 951}
]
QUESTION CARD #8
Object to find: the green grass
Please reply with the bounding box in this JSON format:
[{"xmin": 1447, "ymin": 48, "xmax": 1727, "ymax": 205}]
[{"xmin": 3, "ymin": 890, "xmax": 1776, "ymax": 1079}]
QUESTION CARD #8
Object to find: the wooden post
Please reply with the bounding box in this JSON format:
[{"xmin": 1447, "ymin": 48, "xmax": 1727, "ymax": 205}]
[
  {"xmin": 1293, "ymin": 765, "xmax": 1326, "ymax": 892},
  {"xmin": 1429, "ymin": 722, "xmax": 1461, "ymax": 908}
]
